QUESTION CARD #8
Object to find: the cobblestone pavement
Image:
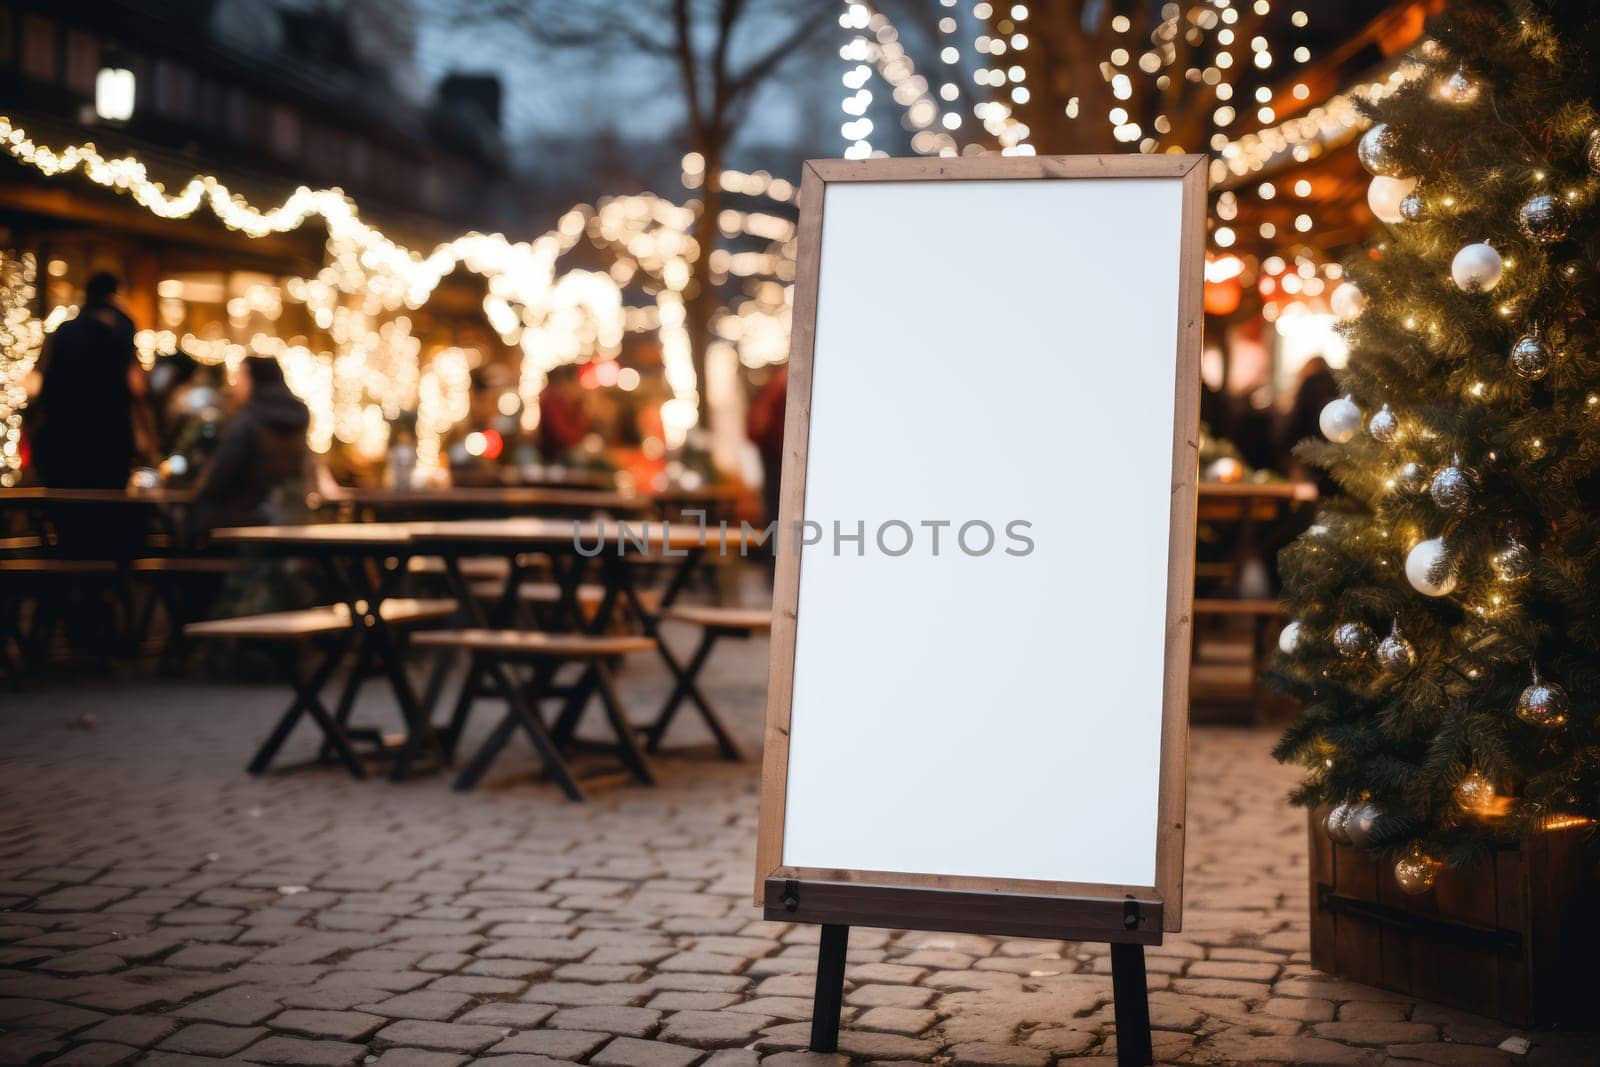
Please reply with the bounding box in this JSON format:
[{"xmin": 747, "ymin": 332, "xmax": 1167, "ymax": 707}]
[{"xmin": 2, "ymin": 631, "xmax": 1596, "ymax": 1066}]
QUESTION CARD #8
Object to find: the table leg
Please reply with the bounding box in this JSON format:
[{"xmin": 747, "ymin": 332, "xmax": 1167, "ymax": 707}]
[{"xmin": 321, "ymin": 553, "xmax": 441, "ymax": 781}]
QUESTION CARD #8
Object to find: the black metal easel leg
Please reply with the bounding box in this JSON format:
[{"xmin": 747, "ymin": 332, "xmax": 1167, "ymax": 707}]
[
  {"xmin": 809, "ymin": 923, "xmax": 850, "ymax": 1053},
  {"xmin": 1110, "ymin": 942, "xmax": 1153, "ymax": 1066}
]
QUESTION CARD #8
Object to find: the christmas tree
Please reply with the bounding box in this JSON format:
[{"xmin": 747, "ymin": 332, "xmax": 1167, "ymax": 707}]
[{"xmin": 1271, "ymin": 0, "xmax": 1600, "ymax": 894}]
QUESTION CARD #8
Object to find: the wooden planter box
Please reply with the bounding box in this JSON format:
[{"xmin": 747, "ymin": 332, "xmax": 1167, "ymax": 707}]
[{"xmin": 1307, "ymin": 808, "xmax": 1600, "ymax": 1027}]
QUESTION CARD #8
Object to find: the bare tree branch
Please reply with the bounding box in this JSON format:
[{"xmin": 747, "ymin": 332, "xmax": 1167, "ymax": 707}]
[{"xmin": 725, "ymin": 11, "xmax": 831, "ymax": 101}]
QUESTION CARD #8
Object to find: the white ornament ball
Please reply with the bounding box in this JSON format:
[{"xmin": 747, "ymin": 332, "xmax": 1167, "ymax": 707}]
[
  {"xmin": 1368, "ymin": 175, "xmax": 1417, "ymax": 225},
  {"xmin": 1405, "ymin": 537, "xmax": 1457, "ymax": 597},
  {"xmin": 1451, "ymin": 242, "xmax": 1504, "ymax": 293},
  {"xmin": 1319, "ymin": 395, "xmax": 1362, "ymax": 443},
  {"xmin": 1330, "ymin": 281, "xmax": 1368, "ymax": 320},
  {"xmin": 1278, "ymin": 621, "xmax": 1303, "ymax": 655}
]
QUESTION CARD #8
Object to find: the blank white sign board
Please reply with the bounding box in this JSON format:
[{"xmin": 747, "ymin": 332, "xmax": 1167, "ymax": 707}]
[{"xmin": 758, "ymin": 156, "xmax": 1204, "ymax": 934}]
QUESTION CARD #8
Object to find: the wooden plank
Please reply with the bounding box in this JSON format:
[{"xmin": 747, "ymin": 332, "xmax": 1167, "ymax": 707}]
[
  {"xmin": 1196, "ymin": 481, "xmax": 1317, "ymax": 500},
  {"xmin": 1494, "ymin": 846, "xmax": 1528, "ymax": 932},
  {"xmin": 1494, "ymin": 843, "xmax": 1529, "ymax": 1025},
  {"xmin": 771, "ymin": 864, "xmax": 1157, "ymax": 903},
  {"xmin": 753, "ymin": 160, "xmax": 824, "ymax": 901},
  {"xmin": 185, "ymin": 597, "xmax": 457, "ymax": 639},
  {"xmin": 0, "ymin": 487, "xmax": 195, "ymax": 505},
  {"xmin": 1307, "ymin": 810, "xmax": 1336, "ymax": 970},
  {"xmin": 1332, "ymin": 844, "xmax": 1383, "ymax": 988},
  {"xmin": 411, "ymin": 629, "xmax": 655, "ymax": 658},
  {"xmin": 211, "ymin": 522, "xmax": 421, "ymax": 547},
  {"xmin": 1193, "ymin": 598, "xmax": 1282, "ymax": 616},
  {"xmin": 409, "ymin": 517, "xmax": 758, "ymax": 554},
  {"xmin": 763, "ymin": 878, "xmax": 1162, "ymax": 944},
  {"xmin": 1152, "ymin": 154, "xmax": 1207, "ymax": 931},
  {"xmin": 1431, "ymin": 849, "xmax": 1498, "ymax": 928},
  {"xmin": 806, "ymin": 154, "xmax": 1202, "ymax": 183},
  {"xmin": 323, "ymin": 486, "xmax": 642, "ymax": 513}
]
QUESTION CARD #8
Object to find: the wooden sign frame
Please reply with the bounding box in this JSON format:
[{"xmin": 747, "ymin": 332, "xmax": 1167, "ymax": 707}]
[{"xmin": 755, "ymin": 155, "xmax": 1206, "ymax": 957}]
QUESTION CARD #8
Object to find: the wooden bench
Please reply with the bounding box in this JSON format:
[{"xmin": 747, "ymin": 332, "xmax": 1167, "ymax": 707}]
[
  {"xmin": 0, "ymin": 559, "xmax": 123, "ymax": 677},
  {"xmin": 1191, "ymin": 598, "xmax": 1284, "ymax": 718},
  {"xmin": 643, "ymin": 604, "xmax": 771, "ymax": 761},
  {"xmin": 186, "ymin": 598, "xmax": 457, "ymax": 639},
  {"xmin": 185, "ymin": 598, "xmax": 457, "ymax": 777},
  {"xmin": 128, "ymin": 556, "xmax": 243, "ymax": 666},
  {"xmin": 0, "ymin": 558, "xmax": 120, "ymax": 580},
  {"xmin": 467, "ymin": 580, "xmax": 662, "ymax": 617},
  {"xmin": 407, "ymin": 554, "xmax": 523, "ymax": 581},
  {"xmin": 413, "ymin": 628, "xmax": 658, "ymax": 798}
]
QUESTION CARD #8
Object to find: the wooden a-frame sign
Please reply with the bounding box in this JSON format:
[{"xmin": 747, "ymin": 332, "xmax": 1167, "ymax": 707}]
[{"xmin": 755, "ymin": 154, "xmax": 1206, "ymax": 1065}]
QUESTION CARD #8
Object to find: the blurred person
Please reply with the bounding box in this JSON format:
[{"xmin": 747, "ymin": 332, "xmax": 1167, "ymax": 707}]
[
  {"xmin": 187, "ymin": 356, "xmax": 311, "ymax": 537},
  {"xmin": 29, "ymin": 272, "xmax": 153, "ymax": 488},
  {"xmin": 1278, "ymin": 356, "xmax": 1340, "ymax": 486},
  {"xmin": 537, "ymin": 363, "xmax": 591, "ymax": 462},
  {"xmin": 746, "ymin": 363, "xmax": 788, "ymax": 527},
  {"xmin": 445, "ymin": 367, "xmax": 510, "ymax": 486}
]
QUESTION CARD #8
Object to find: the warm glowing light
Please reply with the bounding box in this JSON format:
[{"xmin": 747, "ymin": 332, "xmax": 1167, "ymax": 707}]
[{"xmin": 95, "ymin": 66, "xmax": 136, "ymax": 122}]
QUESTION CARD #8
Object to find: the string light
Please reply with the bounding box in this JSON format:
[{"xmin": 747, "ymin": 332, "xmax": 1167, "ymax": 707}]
[
  {"xmin": 839, "ymin": 2, "xmax": 958, "ymax": 158},
  {"xmin": 0, "ymin": 118, "xmax": 822, "ymax": 467},
  {"xmin": 0, "ymin": 251, "xmax": 44, "ymax": 486},
  {"xmin": 846, "ymin": 5, "xmax": 1367, "ymax": 247},
  {"xmin": 1212, "ymin": 65, "xmax": 1417, "ymax": 185}
]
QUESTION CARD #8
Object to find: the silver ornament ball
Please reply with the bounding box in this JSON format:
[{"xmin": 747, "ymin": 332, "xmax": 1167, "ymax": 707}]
[
  {"xmin": 1509, "ymin": 333, "xmax": 1552, "ymax": 381},
  {"xmin": 1324, "ymin": 803, "xmax": 1354, "ymax": 845},
  {"xmin": 1369, "ymin": 404, "xmax": 1399, "ymax": 443},
  {"xmin": 1452, "ymin": 242, "xmax": 1503, "ymax": 293},
  {"xmin": 1455, "ymin": 770, "xmax": 1497, "ymax": 813},
  {"xmin": 1438, "ymin": 67, "xmax": 1480, "ymax": 105},
  {"xmin": 1333, "ymin": 622, "xmax": 1374, "ymax": 658},
  {"xmin": 1491, "ymin": 539, "xmax": 1533, "ymax": 582},
  {"xmin": 1429, "ymin": 463, "xmax": 1478, "ymax": 513},
  {"xmin": 1376, "ymin": 623, "xmax": 1416, "ymax": 674},
  {"xmin": 1516, "ymin": 672, "xmax": 1569, "ymax": 728},
  {"xmin": 1587, "ymin": 128, "xmax": 1600, "ymax": 175},
  {"xmin": 1399, "ymin": 192, "xmax": 1426, "ymax": 222},
  {"xmin": 1344, "ymin": 802, "xmax": 1382, "ymax": 849},
  {"xmin": 1517, "ymin": 194, "xmax": 1572, "ymax": 244},
  {"xmin": 1320, "ymin": 395, "xmax": 1362, "ymax": 443},
  {"xmin": 1358, "ymin": 123, "xmax": 1407, "ymax": 177}
]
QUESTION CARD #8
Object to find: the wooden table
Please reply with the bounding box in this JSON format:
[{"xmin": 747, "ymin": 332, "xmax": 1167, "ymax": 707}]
[
  {"xmin": 506, "ymin": 467, "xmax": 618, "ymax": 491},
  {"xmin": 317, "ymin": 486, "xmax": 648, "ymax": 521},
  {"xmin": 409, "ymin": 517, "xmax": 759, "ymax": 786},
  {"xmin": 1194, "ymin": 480, "xmax": 1317, "ymax": 595},
  {"xmin": 653, "ymin": 483, "xmax": 743, "ymax": 523},
  {"xmin": 0, "ymin": 486, "xmax": 198, "ymax": 553},
  {"xmin": 210, "ymin": 522, "xmax": 445, "ymax": 778},
  {"xmin": 0, "ymin": 487, "xmax": 197, "ymax": 506},
  {"xmin": 1191, "ymin": 481, "xmax": 1317, "ymax": 717}
]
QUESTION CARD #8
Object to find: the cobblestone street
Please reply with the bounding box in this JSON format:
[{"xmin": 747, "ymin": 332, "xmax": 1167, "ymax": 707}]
[{"xmin": 2, "ymin": 633, "xmax": 1596, "ymax": 1066}]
